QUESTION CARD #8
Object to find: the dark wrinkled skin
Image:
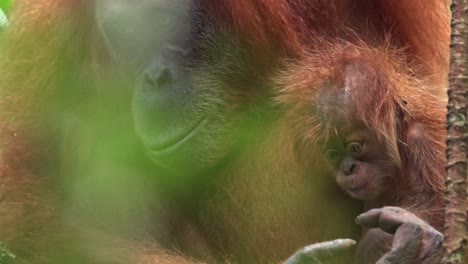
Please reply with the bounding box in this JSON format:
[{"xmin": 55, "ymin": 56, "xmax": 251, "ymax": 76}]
[
  {"xmin": 285, "ymin": 206, "xmax": 444, "ymax": 264},
  {"xmin": 356, "ymin": 207, "xmax": 444, "ymax": 264}
]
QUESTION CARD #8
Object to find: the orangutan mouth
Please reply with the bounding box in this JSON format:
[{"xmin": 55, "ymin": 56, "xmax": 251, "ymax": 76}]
[{"xmin": 149, "ymin": 117, "xmax": 209, "ymax": 153}]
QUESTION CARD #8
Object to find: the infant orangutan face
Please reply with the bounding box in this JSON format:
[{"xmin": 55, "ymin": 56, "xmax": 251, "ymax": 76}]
[{"xmin": 322, "ymin": 125, "xmax": 398, "ymax": 200}]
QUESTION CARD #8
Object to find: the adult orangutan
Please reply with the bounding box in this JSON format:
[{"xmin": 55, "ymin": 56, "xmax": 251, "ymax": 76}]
[
  {"xmin": 0, "ymin": 0, "xmax": 449, "ymax": 263},
  {"xmin": 0, "ymin": 1, "xmax": 359, "ymax": 263}
]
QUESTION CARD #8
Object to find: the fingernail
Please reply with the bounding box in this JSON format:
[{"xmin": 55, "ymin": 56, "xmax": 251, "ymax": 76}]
[{"xmin": 355, "ymin": 216, "xmax": 361, "ymax": 224}]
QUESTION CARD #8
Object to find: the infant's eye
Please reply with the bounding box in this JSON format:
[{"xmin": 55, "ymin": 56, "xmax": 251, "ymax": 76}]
[
  {"xmin": 346, "ymin": 142, "xmax": 362, "ymax": 155},
  {"xmin": 324, "ymin": 149, "xmax": 340, "ymax": 162}
]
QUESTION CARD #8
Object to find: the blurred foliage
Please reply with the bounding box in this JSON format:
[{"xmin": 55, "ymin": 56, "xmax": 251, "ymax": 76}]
[
  {"xmin": 0, "ymin": 243, "xmax": 15, "ymax": 264},
  {"xmin": 0, "ymin": 9, "xmax": 7, "ymax": 31},
  {"xmin": 0, "ymin": 0, "xmax": 13, "ymax": 14},
  {"xmin": 0, "ymin": 0, "xmax": 10, "ymax": 31}
]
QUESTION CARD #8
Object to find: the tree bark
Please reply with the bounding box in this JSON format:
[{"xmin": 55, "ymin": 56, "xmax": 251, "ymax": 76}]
[{"xmin": 442, "ymin": 0, "xmax": 468, "ymax": 263}]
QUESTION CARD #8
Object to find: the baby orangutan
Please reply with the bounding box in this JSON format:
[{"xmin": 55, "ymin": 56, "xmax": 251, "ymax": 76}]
[{"xmin": 278, "ymin": 43, "xmax": 447, "ymax": 264}]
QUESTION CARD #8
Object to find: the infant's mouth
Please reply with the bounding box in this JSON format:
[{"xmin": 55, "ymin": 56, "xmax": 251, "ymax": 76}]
[{"xmin": 348, "ymin": 181, "xmax": 369, "ymax": 194}]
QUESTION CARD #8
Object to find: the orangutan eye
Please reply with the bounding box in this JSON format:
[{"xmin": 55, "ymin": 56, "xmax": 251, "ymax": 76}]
[
  {"xmin": 346, "ymin": 142, "xmax": 362, "ymax": 155},
  {"xmin": 324, "ymin": 149, "xmax": 340, "ymax": 162}
]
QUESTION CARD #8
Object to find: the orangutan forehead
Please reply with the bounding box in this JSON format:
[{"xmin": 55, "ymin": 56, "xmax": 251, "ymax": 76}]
[
  {"xmin": 343, "ymin": 62, "xmax": 381, "ymax": 98},
  {"xmin": 316, "ymin": 61, "xmax": 384, "ymax": 126},
  {"xmin": 316, "ymin": 81, "xmax": 354, "ymax": 128},
  {"xmin": 95, "ymin": 0, "xmax": 192, "ymax": 64}
]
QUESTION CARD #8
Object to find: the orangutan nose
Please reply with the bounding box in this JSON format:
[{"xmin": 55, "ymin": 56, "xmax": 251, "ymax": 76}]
[{"xmin": 341, "ymin": 159, "xmax": 357, "ymax": 176}]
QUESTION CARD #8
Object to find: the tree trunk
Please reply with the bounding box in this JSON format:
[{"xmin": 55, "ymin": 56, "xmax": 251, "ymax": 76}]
[{"xmin": 443, "ymin": 0, "xmax": 468, "ymax": 263}]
